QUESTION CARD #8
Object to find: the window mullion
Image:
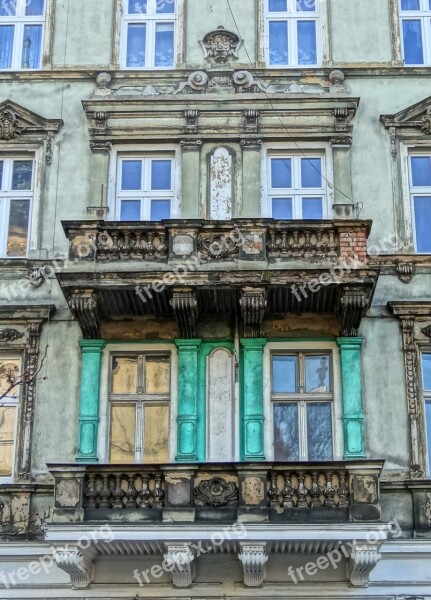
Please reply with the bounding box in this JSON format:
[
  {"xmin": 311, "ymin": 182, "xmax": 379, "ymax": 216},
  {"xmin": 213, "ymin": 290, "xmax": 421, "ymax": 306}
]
[
  {"xmin": 136, "ymin": 401, "xmax": 144, "ymax": 462},
  {"xmin": 299, "ymin": 400, "xmax": 307, "ymax": 460}
]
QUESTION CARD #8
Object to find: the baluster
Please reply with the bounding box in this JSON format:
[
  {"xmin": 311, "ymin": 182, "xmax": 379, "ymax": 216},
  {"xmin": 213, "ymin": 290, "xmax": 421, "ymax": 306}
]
[
  {"xmin": 126, "ymin": 474, "xmax": 138, "ymax": 508},
  {"xmin": 304, "ymin": 230, "xmax": 313, "ymax": 259},
  {"xmin": 316, "ymin": 230, "xmax": 324, "ymax": 260},
  {"xmin": 139, "ymin": 475, "xmax": 151, "ymax": 508},
  {"xmin": 109, "ymin": 233, "xmax": 120, "ymax": 260},
  {"xmin": 282, "ymin": 471, "xmax": 294, "ymax": 508},
  {"xmin": 132, "ymin": 232, "xmax": 143, "ymax": 260},
  {"xmin": 292, "ymin": 231, "xmax": 301, "ymax": 258},
  {"xmin": 152, "ymin": 473, "xmax": 164, "ymax": 508},
  {"xmin": 98, "ymin": 473, "xmax": 111, "ymax": 509},
  {"xmin": 338, "ymin": 471, "xmax": 349, "ymax": 508},
  {"xmin": 310, "ymin": 471, "xmax": 322, "ymax": 508},
  {"xmin": 267, "ymin": 230, "xmax": 277, "ymax": 253},
  {"xmin": 281, "ymin": 230, "xmax": 288, "ymax": 254},
  {"xmin": 85, "ymin": 473, "xmax": 97, "ymax": 509},
  {"xmin": 297, "ymin": 472, "xmax": 309, "ymax": 508},
  {"xmin": 121, "ymin": 233, "xmax": 131, "ymax": 260},
  {"xmin": 323, "ymin": 471, "xmax": 335, "ymax": 507},
  {"xmin": 328, "ymin": 229, "xmax": 337, "ymax": 259},
  {"xmin": 158, "ymin": 232, "xmax": 167, "ymax": 255},
  {"xmin": 268, "ymin": 472, "xmax": 280, "ymax": 508},
  {"xmin": 111, "ymin": 474, "xmax": 124, "ymax": 509},
  {"xmin": 146, "ymin": 232, "xmax": 155, "ymax": 258}
]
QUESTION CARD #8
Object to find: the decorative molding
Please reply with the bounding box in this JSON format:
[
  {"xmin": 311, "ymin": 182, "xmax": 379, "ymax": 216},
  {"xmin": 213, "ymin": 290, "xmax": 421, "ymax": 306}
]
[
  {"xmin": 90, "ymin": 111, "xmax": 108, "ymax": 135},
  {"xmin": 240, "ymin": 287, "xmax": 267, "ymax": 338},
  {"xmin": 238, "ymin": 544, "xmax": 268, "ymax": 587},
  {"xmin": 396, "ymin": 260, "xmax": 415, "ymax": 283},
  {"xmin": 330, "ymin": 136, "xmax": 352, "ymax": 147},
  {"xmin": 53, "ymin": 547, "xmax": 95, "ymax": 590},
  {"xmin": 200, "ymin": 26, "xmax": 242, "ymax": 64},
  {"xmin": 89, "ymin": 140, "xmax": 112, "ymax": 152},
  {"xmin": 329, "ymin": 69, "xmax": 346, "ymax": 90},
  {"xmin": 421, "ymin": 107, "xmax": 431, "ymax": 134},
  {"xmin": 45, "ymin": 131, "xmax": 54, "ymax": 164},
  {"xmin": 163, "ymin": 545, "xmax": 195, "ymax": 588},
  {"xmin": 422, "ymin": 325, "xmax": 431, "ymax": 339},
  {"xmin": 338, "ymin": 286, "xmax": 370, "ymax": 337},
  {"xmin": 390, "ymin": 127, "xmax": 398, "ymax": 160},
  {"xmin": 194, "ymin": 476, "xmax": 238, "ymax": 507},
  {"xmin": 0, "ymin": 329, "xmax": 25, "ymax": 342},
  {"xmin": 244, "ymin": 109, "xmax": 259, "ymax": 133},
  {"xmin": 184, "ymin": 109, "xmax": 199, "ymax": 133},
  {"xmin": 27, "ymin": 267, "xmax": 47, "ymax": 288},
  {"xmin": 381, "ymin": 96, "xmax": 431, "ymax": 135},
  {"xmin": 240, "ymin": 138, "xmax": 263, "ymax": 148},
  {"xmin": 0, "ymin": 100, "xmax": 62, "ymax": 144},
  {"xmin": 94, "ymin": 72, "xmax": 112, "ymax": 97},
  {"xmin": 198, "ymin": 231, "xmax": 240, "ymax": 260},
  {"xmin": 170, "ymin": 288, "xmax": 198, "ymax": 339},
  {"xmin": 174, "ymin": 71, "xmax": 209, "ymax": 94},
  {"xmin": 69, "ymin": 290, "xmax": 101, "ymax": 339},
  {"xmin": 0, "ymin": 108, "xmax": 24, "ymax": 140},
  {"xmin": 426, "ymin": 493, "xmax": 431, "ymax": 527},
  {"xmin": 180, "ymin": 138, "xmax": 203, "ymax": 149},
  {"xmin": 347, "ymin": 544, "xmax": 381, "ymax": 587}
]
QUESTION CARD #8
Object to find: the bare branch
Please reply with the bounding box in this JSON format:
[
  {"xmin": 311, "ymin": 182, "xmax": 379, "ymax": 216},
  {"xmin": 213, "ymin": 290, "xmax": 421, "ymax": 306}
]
[{"xmin": 0, "ymin": 345, "xmax": 49, "ymax": 403}]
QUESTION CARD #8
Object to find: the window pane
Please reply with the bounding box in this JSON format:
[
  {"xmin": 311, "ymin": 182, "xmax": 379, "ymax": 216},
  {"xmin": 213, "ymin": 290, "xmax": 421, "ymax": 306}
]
[
  {"xmin": 305, "ymin": 355, "xmax": 330, "ymax": 393},
  {"xmin": 269, "ymin": 21, "xmax": 288, "ymax": 65},
  {"xmin": 402, "ymin": 20, "xmax": 424, "ymax": 64},
  {"xmin": 298, "ymin": 20, "xmax": 317, "ymax": 65},
  {"xmin": 401, "ymin": 0, "xmax": 420, "ymax": 9},
  {"xmin": 414, "ymin": 196, "xmax": 431, "ymax": 252},
  {"xmin": 272, "ymin": 198, "xmax": 293, "ymax": 219},
  {"xmin": 423, "ymin": 354, "xmax": 431, "ymax": 390},
  {"xmin": 7, "ymin": 199, "xmax": 30, "ymax": 258},
  {"xmin": 271, "ymin": 158, "xmax": 292, "ymax": 188},
  {"xmin": 150, "ymin": 199, "xmax": 171, "ymax": 220},
  {"xmin": 143, "ymin": 405, "xmax": 169, "ymax": 462},
  {"xmin": 411, "ymin": 156, "xmax": 431, "ymax": 187},
  {"xmin": 0, "ymin": 26, "xmax": 14, "ymax": 69},
  {"xmin": 301, "ymin": 158, "xmax": 322, "ymax": 187},
  {"xmin": 0, "ymin": 406, "xmax": 17, "ymax": 477},
  {"xmin": 122, "ymin": 160, "xmax": 142, "ymax": 190},
  {"xmin": 156, "ymin": 0, "xmax": 175, "ymax": 14},
  {"xmin": 307, "ymin": 403, "xmax": 333, "ymax": 461},
  {"xmin": 110, "ymin": 404, "xmax": 136, "ymax": 463},
  {"xmin": 269, "ymin": 0, "xmax": 287, "ymax": 11},
  {"xmin": 25, "ymin": 0, "xmax": 45, "ymax": 16},
  {"xmin": 297, "ymin": 0, "xmax": 316, "ymax": 11},
  {"xmin": 155, "ymin": 22, "xmax": 174, "ymax": 67},
  {"xmin": 0, "ymin": 161, "xmax": 3, "ymax": 189},
  {"xmin": 0, "ymin": 358, "xmax": 20, "ymax": 399},
  {"xmin": 111, "ymin": 357, "xmax": 138, "ymax": 394},
  {"xmin": 127, "ymin": 23, "xmax": 146, "ymax": 67},
  {"xmin": 128, "ymin": 0, "xmax": 147, "ymax": 13},
  {"xmin": 302, "ymin": 197, "xmax": 323, "ymax": 219},
  {"xmin": 151, "ymin": 160, "xmax": 171, "ymax": 190},
  {"xmin": 121, "ymin": 200, "xmax": 141, "ymax": 221},
  {"xmin": 0, "ymin": 2, "xmax": 15, "ymax": 16},
  {"xmin": 145, "ymin": 356, "xmax": 170, "ymax": 394},
  {"xmin": 21, "ymin": 25, "xmax": 43, "ymax": 69},
  {"xmin": 274, "ymin": 403, "xmax": 299, "ymax": 461},
  {"xmin": 12, "ymin": 161, "xmax": 33, "ymax": 190},
  {"xmin": 272, "ymin": 355, "xmax": 297, "ymax": 393},
  {"xmin": 426, "ymin": 400, "xmax": 431, "ymax": 475}
]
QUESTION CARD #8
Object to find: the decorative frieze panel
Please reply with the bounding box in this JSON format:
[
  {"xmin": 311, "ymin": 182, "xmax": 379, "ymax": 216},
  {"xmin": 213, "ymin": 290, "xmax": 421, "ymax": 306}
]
[
  {"xmin": 194, "ymin": 477, "xmax": 239, "ymax": 507},
  {"xmin": 200, "ymin": 26, "xmax": 242, "ymax": 64}
]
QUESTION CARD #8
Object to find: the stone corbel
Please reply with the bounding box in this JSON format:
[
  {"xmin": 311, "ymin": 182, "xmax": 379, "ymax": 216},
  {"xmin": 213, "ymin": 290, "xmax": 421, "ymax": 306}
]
[
  {"xmin": 244, "ymin": 109, "xmax": 259, "ymax": 133},
  {"xmin": 338, "ymin": 286, "xmax": 370, "ymax": 337},
  {"xmin": 163, "ymin": 544, "xmax": 195, "ymax": 588},
  {"xmin": 170, "ymin": 288, "xmax": 198, "ymax": 339},
  {"xmin": 347, "ymin": 544, "xmax": 381, "ymax": 587},
  {"xmin": 396, "ymin": 260, "xmax": 415, "ymax": 283},
  {"xmin": 238, "ymin": 544, "xmax": 268, "ymax": 587},
  {"xmin": 53, "ymin": 547, "xmax": 95, "ymax": 589},
  {"xmin": 69, "ymin": 290, "xmax": 102, "ymax": 339},
  {"xmin": 333, "ymin": 108, "xmax": 350, "ymax": 132},
  {"xmin": 240, "ymin": 287, "xmax": 267, "ymax": 338},
  {"xmin": 184, "ymin": 109, "xmax": 199, "ymax": 133}
]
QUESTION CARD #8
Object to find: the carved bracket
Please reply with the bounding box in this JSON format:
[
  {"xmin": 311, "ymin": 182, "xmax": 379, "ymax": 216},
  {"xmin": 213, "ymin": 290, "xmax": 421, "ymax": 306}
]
[
  {"xmin": 244, "ymin": 109, "xmax": 259, "ymax": 133},
  {"xmin": 184, "ymin": 109, "xmax": 199, "ymax": 133},
  {"xmin": 53, "ymin": 547, "xmax": 95, "ymax": 590},
  {"xmin": 396, "ymin": 261, "xmax": 415, "ymax": 283},
  {"xmin": 347, "ymin": 544, "xmax": 381, "ymax": 587},
  {"xmin": 238, "ymin": 544, "xmax": 268, "ymax": 587},
  {"xmin": 170, "ymin": 288, "xmax": 198, "ymax": 339},
  {"xmin": 163, "ymin": 545, "xmax": 195, "ymax": 588},
  {"xmin": 240, "ymin": 287, "xmax": 267, "ymax": 338},
  {"xmin": 338, "ymin": 286, "xmax": 370, "ymax": 337},
  {"xmin": 69, "ymin": 290, "xmax": 101, "ymax": 339}
]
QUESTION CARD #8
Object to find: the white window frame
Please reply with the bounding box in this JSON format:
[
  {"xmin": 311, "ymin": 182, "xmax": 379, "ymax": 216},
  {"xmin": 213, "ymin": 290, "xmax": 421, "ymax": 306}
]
[
  {"xmin": 111, "ymin": 149, "xmax": 180, "ymax": 221},
  {"xmin": 0, "ymin": 155, "xmax": 34, "ymax": 258},
  {"xmin": 98, "ymin": 343, "xmax": 178, "ymax": 464},
  {"xmin": 0, "ymin": 0, "xmax": 46, "ymax": 71},
  {"xmin": 0, "ymin": 354, "xmax": 21, "ymax": 483},
  {"xmin": 421, "ymin": 352, "xmax": 431, "ymax": 476},
  {"xmin": 399, "ymin": 0, "xmax": 431, "ymax": 65},
  {"xmin": 406, "ymin": 148, "xmax": 431, "ymax": 253},
  {"xmin": 263, "ymin": 0, "xmax": 323, "ymax": 68},
  {"xmin": 261, "ymin": 144, "xmax": 333, "ymax": 219},
  {"xmin": 120, "ymin": 0, "xmax": 178, "ymax": 70},
  {"xmin": 263, "ymin": 341, "xmax": 343, "ymax": 462}
]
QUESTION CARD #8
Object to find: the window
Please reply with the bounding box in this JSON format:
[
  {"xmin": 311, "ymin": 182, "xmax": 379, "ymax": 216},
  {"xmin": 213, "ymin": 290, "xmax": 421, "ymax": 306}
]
[
  {"xmin": 0, "ymin": 157, "xmax": 33, "ymax": 258},
  {"xmin": 267, "ymin": 153, "xmax": 327, "ymax": 219},
  {"xmin": 109, "ymin": 353, "xmax": 171, "ymax": 463},
  {"xmin": 422, "ymin": 353, "xmax": 431, "ymax": 475},
  {"xmin": 400, "ymin": 0, "xmax": 431, "ymax": 65},
  {"xmin": 271, "ymin": 352, "xmax": 333, "ymax": 461},
  {"xmin": 121, "ymin": 0, "xmax": 176, "ymax": 69},
  {"xmin": 265, "ymin": 0, "xmax": 320, "ymax": 67},
  {"xmin": 0, "ymin": 0, "xmax": 45, "ymax": 70},
  {"xmin": 408, "ymin": 152, "xmax": 431, "ymax": 253},
  {"xmin": 116, "ymin": 155, "xmax": 174, "ymax": 221},
  {"xmin": 0, "ymin": 356, "xmax": 20, "ymax": 480}
]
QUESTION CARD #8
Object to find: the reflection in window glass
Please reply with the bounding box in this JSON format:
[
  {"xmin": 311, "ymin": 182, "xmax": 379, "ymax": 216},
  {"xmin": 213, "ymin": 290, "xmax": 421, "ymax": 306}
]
[
  {"xmin": 413, "ymin": 196, "xmax": 431, "ymax": 253},
  {"xmin": 305, "ymin": 355, "xmax": 330, "ymax": 393},
  {"xmin": 269, "ymin": 21, "xmax": 288, "ymax": 65},
  {"xmin": 127, "ymin": 23, "xmax": 147, "ymax": 67},
  {"xmin": 110, "ymin": 404, "xmax": 136, "ymax": 463},
  {"xmin": 411, "ymin": 156, "xmax": 431, "ymax": 187},
  {"xmin": 423, "ymin": 354, "xmax": 431, "ymax": 390},
  {"xmin": 301, "ymin": 158, "xmax": 322, "ymax": 188},
  {"xmin": 150, "ymin": 199, "xmax": 171, "ymax": 220},
  {"xmin": 269, "ymin": 0, "xmax": 287, "ymax": 11},
  {"xmin": 155, "ymin": 22, "xmax": 174, "ymax": 66},
  {"xmin": 122, "ymin": 161, "xmax": 142, "ymax": 191},
  {"xmin": 0, "ymin": 26, "xmax": 14, "ymax": 68},
  {"xmin": 25, "ymin": 0, "xmax": 45, "ymax": 15},
  {"xmin": 307, "ymin": 403, "xmax": 333, "ymax": 461},
  {"xmin": 274, "ymin": 403, "xmax": 299, "ymax": 461},
  {"xmin": 121, "ymin": 200, "xmax": 141, "ymax": 221},
  {"xmin": 271, "ymin": 158, "xmax": 292, "ymax": 188},
  {"xmin": 156, "ymin": 0, "xmax": 175, "ymax": 15},
  {"xmin": 7, "ymin": 199, "xmax": 30, "ymax": 257},
  {"xmin": 272, "ymin": 198, "xmax": 293, "ymax": 219},
  {"xmin": 0, "ymin": 407, "xmax": 17, "ymax": 477},
  {"xmin": 402, "ymin": 19, "xmax": 424, "ymax": 64},
  {"xmin": 145, "ymin": 356, "xmax": 170, "ymax": 394},
  {"xmin": 272, "ymin": 355, "xmax": 297, "ymax": 393},
  {"xmin": 302, "ymin": 197, "xmax": 323, "ymax": 219},
  {"xmin": 21, "ymin": 24, "xmax": 43, "ymax": 69},
  {"xmin": 12, "ymin": 161, "xmax": 33, "ymax": 191},
  {"xmin": 297, "ymin": 21, "xmax": 317, "ymax": 65},
  {"xmin": 151, "ymin": 160, "xmax": 172, "ymax": 190},
  {"xmin": 111, "ymin": 357, "xmax": 138, "ymax": 394}
]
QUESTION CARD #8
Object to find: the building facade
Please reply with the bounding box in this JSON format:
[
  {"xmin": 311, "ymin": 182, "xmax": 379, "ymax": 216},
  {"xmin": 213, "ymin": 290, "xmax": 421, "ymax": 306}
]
[{"xmin": 0, "ymin": 0, "xmax": 431, "ymax": 598}]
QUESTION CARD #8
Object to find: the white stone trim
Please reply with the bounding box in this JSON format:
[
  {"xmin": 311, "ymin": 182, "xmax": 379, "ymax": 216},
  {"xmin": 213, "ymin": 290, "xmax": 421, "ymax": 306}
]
[
  {"xmin": 52, "ymin": 547, "xmax": 95, "ymax": 590},
  {"xmin": 163, "ymin": 543, "xmax": 195, "ymax": 588},
  {"xmin": 238, "ymin": 543, "xmax": 268, "ymax": 587},
  {"xmin": 348, "ymin": 544, "xmax": 382, "ymax": 588}
]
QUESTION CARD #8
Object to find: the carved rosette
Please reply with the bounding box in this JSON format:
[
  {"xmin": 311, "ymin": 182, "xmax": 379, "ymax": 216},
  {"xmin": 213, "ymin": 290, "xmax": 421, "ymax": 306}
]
[
  {"xmin": 200, "ymin": 26, "xmax": 241, "ymax": 64},
  {"xmin": 194, "ymin": 477, "xmax": 238, "ymax": 507}
]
